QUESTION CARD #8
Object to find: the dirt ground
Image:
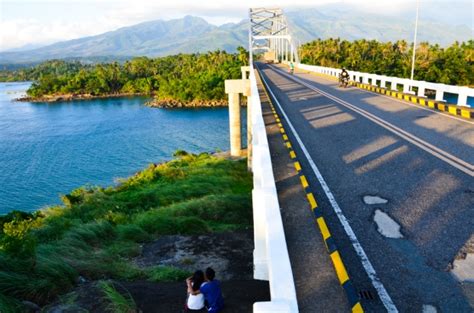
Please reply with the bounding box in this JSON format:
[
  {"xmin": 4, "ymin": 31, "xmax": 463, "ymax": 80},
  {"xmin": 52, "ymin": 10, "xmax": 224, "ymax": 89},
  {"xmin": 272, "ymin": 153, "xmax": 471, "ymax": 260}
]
[
  {"xmin": 135, "ymin": 230, "xmax": 255, "ymax": 280},
  {"xmin": 44, "ymin": 230, "xmax": 270, "ymax": 313}
]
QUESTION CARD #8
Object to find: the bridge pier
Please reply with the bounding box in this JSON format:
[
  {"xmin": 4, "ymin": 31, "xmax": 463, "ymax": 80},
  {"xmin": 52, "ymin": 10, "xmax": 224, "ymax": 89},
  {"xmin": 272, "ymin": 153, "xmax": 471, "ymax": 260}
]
[{"xmin": 224, "ymin": 77, "xmax": 250, "ymax": 157}]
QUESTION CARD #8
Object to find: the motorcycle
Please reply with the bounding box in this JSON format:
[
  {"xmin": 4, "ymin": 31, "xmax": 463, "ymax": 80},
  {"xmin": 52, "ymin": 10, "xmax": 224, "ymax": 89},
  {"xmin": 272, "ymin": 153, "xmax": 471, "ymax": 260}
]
[{"xmin": 339, "ymin": 74, "xmax": 349, "ymax": 88}]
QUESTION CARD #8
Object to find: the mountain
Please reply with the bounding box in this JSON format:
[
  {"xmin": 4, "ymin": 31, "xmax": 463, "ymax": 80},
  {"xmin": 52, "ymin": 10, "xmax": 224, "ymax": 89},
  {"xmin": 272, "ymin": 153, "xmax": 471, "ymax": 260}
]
[{"xmin": 0, "ymin": 6, "xmax": 471, "ymax": 65}]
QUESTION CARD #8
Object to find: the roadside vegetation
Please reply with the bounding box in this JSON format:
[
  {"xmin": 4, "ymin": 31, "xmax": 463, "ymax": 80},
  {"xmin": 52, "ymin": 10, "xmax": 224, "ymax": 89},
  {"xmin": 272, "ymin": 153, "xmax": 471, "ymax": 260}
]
[
  {"xmin": 0, "ymin": 48, "xmax": 249, "ymax": 102},
  {"xmin": 299, "ymin": 38, "xmax": 474, "ymax": 86},
  {"xmin": 0, "ymin": 152, "xmax": 252, "ymax": 312}
]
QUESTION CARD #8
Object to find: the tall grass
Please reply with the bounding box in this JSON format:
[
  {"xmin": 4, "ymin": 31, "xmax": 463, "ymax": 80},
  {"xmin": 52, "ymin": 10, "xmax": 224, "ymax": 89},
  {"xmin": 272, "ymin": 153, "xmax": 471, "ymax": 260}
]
[
  {"xmin": 98, "ymin": 281, "xmax": 137, "ymax": 313},
  {"xmin": 0, "ymin": 153, "xmax": 252, "ymax": 309}
]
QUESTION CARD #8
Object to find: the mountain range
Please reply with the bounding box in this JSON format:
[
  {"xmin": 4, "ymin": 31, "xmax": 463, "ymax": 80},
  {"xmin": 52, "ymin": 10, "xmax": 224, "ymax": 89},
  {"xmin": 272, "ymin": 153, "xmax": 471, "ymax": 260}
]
[{"xmin": 0, "ymin": 5, "xmax": 471, "ymax": 65}]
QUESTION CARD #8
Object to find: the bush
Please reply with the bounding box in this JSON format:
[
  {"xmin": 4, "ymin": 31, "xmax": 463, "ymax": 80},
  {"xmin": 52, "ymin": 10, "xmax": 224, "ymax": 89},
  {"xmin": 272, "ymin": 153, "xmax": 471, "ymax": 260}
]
[
  {"xmin": 116, "ymin": 224, "xmax": 149, "ymax": 242},
  {"xmin": 147, "ymin": 266, "xmax": 190, "ymax": 282},
  {"xmin": 176, "ymin": 217, "xmax": 210, "ymax": 235}
]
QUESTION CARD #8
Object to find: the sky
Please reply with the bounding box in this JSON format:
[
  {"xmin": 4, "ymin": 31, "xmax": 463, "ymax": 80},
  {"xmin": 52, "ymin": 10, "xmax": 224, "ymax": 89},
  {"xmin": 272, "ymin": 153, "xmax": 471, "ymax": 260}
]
[{"xmin": 0, "ymin": 0, "xmax": 472, "ymax": 51}]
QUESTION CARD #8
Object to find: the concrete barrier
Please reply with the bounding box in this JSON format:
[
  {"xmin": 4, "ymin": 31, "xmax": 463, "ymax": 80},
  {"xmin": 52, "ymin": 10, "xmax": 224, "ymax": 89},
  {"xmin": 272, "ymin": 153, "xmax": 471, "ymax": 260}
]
[
  {"xmin": 295, "ymin": 63, "xmax": 474, "ymax": 107},
  {"xmin": 249, "ymin": 65, "xmax": 299, "ymax": 313}
]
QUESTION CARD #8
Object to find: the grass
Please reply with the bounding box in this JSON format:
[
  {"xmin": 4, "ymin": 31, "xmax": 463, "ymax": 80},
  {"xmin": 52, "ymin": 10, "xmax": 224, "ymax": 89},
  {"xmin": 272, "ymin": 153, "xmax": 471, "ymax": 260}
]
[
  {"xmin": 0, "ymin": 152, "xmax": 252, "ymax": 309},
  {"xmin": 99, "ymin": 280, "xmax": 137, "ymax": 313}
]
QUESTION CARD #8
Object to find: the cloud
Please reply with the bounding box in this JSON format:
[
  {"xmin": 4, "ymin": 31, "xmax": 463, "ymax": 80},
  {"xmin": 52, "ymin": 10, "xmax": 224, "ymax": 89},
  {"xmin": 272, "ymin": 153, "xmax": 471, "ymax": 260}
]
[{"xmin": 1, "ymin": 0, "xmax": 471, "ymax": 51}]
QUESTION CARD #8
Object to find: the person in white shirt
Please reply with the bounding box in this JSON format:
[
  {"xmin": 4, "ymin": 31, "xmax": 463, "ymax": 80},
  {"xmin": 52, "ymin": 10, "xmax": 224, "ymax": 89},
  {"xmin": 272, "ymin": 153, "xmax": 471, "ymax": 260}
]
[{"xmin": 185, "ymin": 270, "xmax": 205, "ymax": 312}]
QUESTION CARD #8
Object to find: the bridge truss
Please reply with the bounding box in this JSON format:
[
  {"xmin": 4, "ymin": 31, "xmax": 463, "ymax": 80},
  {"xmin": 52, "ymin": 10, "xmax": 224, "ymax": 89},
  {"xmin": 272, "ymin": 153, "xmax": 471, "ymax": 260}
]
[{"xmin": 249, "ymin": 7, "xmax": 300, "ymax": 64}]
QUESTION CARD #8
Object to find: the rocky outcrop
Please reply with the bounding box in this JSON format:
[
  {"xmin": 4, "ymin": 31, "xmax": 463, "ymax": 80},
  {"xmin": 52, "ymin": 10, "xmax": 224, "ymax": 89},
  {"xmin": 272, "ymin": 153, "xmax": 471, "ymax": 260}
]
[{"xmin": 145, "ymin": 98, "xmax": 228, "ymax": 108}]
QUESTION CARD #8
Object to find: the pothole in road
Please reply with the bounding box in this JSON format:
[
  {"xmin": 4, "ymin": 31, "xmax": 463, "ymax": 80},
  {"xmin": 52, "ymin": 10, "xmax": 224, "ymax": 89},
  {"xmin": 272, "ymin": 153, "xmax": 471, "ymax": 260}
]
[
  {"xmin": 422, "ymin": 304, "xmax": 437, "ymax": 313},
  {"xmin": 451, "ymin": 254, "xmax": 474, "ymax": 283},
  {"xmin": 373, "ymin": 209, "xmax": 403, "ymax": 239},
  {"xmin": 363, "ymin": 195, "xmax": 388, "ymax": 205}
]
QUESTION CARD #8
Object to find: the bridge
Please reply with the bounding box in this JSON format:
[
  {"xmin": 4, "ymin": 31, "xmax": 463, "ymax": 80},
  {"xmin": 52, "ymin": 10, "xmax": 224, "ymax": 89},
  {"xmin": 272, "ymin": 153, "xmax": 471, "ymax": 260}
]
[{"xmin": 224, "ymin": 7, "xmax": 474, "ymax": 313}]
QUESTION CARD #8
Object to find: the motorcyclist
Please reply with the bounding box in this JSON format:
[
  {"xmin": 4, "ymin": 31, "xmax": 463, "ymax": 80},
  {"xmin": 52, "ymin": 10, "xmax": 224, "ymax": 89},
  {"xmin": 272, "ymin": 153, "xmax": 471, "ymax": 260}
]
[
  {"xmin": 339, "ymin": 68, "xmax": 350, "ymax": 87},
  {"xmin": 289, "ymin": 62, "xmax": 295, "ymax": 74}
]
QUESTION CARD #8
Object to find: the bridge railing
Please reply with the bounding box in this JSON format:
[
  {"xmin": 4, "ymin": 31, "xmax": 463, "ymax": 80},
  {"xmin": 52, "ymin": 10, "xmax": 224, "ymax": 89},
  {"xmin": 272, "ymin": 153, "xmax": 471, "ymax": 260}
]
[
  {"xmin": 295, "ymin": 63, "xmax": 474, "ymax": 107},
  {"xmin": 249, "ymin": 65, "xmax": 299, "ymax": 313}
]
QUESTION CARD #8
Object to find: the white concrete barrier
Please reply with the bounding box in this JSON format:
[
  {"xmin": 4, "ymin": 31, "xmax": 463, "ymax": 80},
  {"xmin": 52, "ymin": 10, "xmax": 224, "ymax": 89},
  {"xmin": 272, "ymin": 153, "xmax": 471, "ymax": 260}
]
[
  {"xmin": 295, "ymin": 63, "xmax": 474, "ymax": 107},
  {"xmin": 249, "ymin": 65, "xmax": 299, "ymax": 313}
]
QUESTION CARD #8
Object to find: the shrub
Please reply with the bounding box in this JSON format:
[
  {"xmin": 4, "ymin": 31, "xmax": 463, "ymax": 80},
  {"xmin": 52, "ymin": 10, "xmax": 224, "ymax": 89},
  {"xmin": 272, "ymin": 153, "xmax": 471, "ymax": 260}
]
[
  {"xmin": 116, "ymin": 224, "xmax": 149, "ymax": 242},
  {"xmin": 147, "ymin": 266, "xmax": 190, "ymax": 282},
  {"xmin": 176, "ymin": 217, "xmax": 210, "ymax": 235}
]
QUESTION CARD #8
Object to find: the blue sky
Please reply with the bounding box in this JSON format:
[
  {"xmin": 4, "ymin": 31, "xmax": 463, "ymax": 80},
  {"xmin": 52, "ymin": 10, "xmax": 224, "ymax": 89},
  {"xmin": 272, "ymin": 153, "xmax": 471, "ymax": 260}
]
[{"xmin": 0, "ymin": 0, "xmax": 472, "ymax": 51}]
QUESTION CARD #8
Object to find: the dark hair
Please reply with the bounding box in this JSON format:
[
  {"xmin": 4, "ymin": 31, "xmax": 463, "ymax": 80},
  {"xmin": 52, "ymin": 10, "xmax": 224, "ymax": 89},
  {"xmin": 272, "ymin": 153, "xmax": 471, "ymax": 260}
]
[
  {"xmin": 192, "ymin": 270, "xmax": 204, "ymax": 291},
  {"xmin": 205, "ymin": 267, "xmax": 215, "ymax": 281}
]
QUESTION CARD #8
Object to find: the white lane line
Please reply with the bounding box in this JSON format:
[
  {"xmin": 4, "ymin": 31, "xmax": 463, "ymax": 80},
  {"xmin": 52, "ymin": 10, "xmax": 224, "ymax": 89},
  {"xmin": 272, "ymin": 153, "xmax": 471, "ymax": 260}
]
[
  {"xmin": 257, "ymin": 64, "xmax": 399, "ymax": 313},
  {"xmin": 271, "ymin": 66, "xmax": 474, "ymax": 177}
]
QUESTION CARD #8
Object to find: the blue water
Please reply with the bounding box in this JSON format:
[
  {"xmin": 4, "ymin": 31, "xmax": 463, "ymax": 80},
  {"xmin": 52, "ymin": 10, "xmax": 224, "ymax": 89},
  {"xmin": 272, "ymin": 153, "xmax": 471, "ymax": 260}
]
[{"xmin": 0, "ymin": 82, "xmax": 243, "ymax": 214}]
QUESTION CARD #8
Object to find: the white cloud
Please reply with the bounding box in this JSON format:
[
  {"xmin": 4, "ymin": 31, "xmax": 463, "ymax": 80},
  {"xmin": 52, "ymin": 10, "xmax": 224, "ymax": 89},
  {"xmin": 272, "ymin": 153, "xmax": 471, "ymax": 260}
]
[{"xmin": 0, "ymin": 0, "xmax": 471, "ymax": 51}]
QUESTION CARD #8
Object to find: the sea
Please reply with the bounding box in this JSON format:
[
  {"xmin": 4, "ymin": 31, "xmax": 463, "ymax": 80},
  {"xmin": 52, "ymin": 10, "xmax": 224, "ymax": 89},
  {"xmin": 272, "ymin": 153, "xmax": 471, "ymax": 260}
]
[{"xmin": 0, "ymin": 82, "xmax": 245, "ymax": 214}]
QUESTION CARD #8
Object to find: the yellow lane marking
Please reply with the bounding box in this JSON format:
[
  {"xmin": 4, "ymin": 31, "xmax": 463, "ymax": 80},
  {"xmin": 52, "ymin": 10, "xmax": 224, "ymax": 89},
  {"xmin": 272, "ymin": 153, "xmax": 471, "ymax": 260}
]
[
  {"xmin": 352, "ymin": 303, "xmax": 364, "ymax": 313},
  {"xmin": 286, "ymin": 142, "xmax": 292, "ymax": 149},
  {"xmin": 294, "ymin": 161, "xmax": 301, "ymax": 171},
  {"xmin": 278, "ymin": 122, "xmax": 283, "ymax": 127},
  {"xmin": 289, "ymin": 151, "xmax": 296, "ymax": 159},
  {"xmin": 306, "ymin": 192, "xmax": 318, "ymax": 209},
  {"xmin": 280, "ymin": 128, "xmax": 285, "ymax": 134},
  {"xmin": 317, "ymin": 217, "xmax": 331, "ymax": 240},
  {"xmin": 282, "ymin": 134, "xmax": 288, "ymax": 141},
  {"xmin": 300, "ymin": 175, "xmax": 309, "ymax": 188},
  {"xmin": 330, "ymin": 251, "xmax": 350, "ymax": 285}
]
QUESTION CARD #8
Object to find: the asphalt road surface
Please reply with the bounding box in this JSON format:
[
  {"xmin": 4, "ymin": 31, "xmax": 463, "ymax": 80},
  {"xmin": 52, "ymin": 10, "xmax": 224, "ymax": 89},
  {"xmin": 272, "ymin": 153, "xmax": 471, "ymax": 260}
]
[{"xmin": 256, "ymin": 62, "xmax": 474, "ymax": 313}]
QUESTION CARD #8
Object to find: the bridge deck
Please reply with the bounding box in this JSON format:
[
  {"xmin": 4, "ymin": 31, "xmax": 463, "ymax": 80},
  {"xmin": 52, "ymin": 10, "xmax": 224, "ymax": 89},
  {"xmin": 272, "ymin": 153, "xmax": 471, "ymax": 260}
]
[
  {"xmin": 256, "ymin": 62, "xmax": 474, "ymax": 312},
  {"xmin": 255, "ymin": 67, "xmax": 351, "ymax": 313}
]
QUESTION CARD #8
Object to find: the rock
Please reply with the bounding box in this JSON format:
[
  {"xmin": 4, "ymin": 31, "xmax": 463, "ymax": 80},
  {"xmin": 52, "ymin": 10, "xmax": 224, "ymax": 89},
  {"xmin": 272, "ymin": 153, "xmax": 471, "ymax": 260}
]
[{"xmin": 22, "ymin": 300, "xmax": 41, "ymax": 312}]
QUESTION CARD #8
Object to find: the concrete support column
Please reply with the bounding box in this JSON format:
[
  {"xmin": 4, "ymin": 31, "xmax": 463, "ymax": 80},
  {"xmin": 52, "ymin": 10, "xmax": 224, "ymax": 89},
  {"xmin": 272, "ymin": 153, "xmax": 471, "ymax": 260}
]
[
  {"xmin": 435, "ymin": 89, "xmax": 445, "ymax": 101},
  {"xmin": 417, "ymin": 85, "xmax": 426, "ymax": 97},
  {"xmin": 391, "ymin": 79, "xmax": 398, "ymax": 91},
  {"xmin": 228, "ymin": 92, "xmax": 241, "ymax": 157},
  {"xmin": 225, "ymin": 79, "xmax": 250, "ymax": 157},
  {"xmin": 457, "ymin": 90, "xmax": 468, "ymax": 106}
]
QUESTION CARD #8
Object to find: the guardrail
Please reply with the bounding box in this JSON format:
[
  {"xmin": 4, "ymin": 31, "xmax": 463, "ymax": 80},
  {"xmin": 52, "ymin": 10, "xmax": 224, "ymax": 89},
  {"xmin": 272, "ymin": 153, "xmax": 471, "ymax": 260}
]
[
  {"xmin": 296, "ymin": 63, "xmax": 474, "ymax": 107},
  {"xmin": 249, "ymin": 65, "xmax": 299, "ymax": 313}
]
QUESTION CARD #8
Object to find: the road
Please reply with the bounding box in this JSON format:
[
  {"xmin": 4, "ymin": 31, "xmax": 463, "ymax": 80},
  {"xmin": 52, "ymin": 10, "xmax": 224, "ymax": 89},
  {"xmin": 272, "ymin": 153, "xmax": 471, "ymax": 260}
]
[{"xmin": 256, "ymin": 62, "xmax": 474, "ymax": 312}]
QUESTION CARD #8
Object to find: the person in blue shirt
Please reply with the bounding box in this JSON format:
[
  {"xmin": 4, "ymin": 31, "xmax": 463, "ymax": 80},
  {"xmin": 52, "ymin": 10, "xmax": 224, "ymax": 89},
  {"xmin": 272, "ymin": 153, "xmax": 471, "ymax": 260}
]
[{"xmin": 187, "ymin": 267, "xmax": 224, "ymax": 313}]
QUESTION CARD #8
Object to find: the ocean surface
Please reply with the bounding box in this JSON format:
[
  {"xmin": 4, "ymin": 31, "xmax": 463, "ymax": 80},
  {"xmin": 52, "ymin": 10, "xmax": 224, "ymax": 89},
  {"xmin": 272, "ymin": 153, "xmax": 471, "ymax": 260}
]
[{"xmin": 0, "ymin": 82, "xmax": 245, "ymax": 214}]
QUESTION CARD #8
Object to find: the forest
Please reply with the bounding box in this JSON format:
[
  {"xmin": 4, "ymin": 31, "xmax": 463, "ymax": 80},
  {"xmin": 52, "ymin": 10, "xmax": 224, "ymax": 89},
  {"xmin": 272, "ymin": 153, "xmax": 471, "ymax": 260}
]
[
  {"xmin": 0, "ymin": 48, "xmax": 249, "ymax": 102},
  {"xmin": 299, "ymin": 39, "xmax": 474, "ymax": 87}
]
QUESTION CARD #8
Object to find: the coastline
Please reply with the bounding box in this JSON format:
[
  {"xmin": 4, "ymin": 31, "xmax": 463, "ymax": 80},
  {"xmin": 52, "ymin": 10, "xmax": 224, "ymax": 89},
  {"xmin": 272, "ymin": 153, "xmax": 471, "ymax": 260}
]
[
  {"xmin": 15, "ymin": 92, "xmax": 149, "ymax": 103},
  {"xmin": 145, "ymin": 98, "xmax": 228, "ymax": 108}
]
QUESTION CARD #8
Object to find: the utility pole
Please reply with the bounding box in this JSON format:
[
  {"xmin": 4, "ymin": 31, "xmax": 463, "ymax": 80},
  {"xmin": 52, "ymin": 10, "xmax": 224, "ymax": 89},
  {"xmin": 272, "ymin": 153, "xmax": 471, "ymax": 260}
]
[{"xmin": 410, "ymin": 0, "xmax": 420, "ymax": 84}]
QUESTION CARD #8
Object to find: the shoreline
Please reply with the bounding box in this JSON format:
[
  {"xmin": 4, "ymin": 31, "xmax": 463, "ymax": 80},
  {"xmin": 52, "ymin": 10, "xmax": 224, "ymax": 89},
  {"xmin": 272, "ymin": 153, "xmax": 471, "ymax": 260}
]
[
  {"xmin": 145, "ymin": 98, "xmax": 228, "ymax": 108},
  {"xmin": 15, "ymin": 92, "xmax": 150, "ymax": 103}
]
